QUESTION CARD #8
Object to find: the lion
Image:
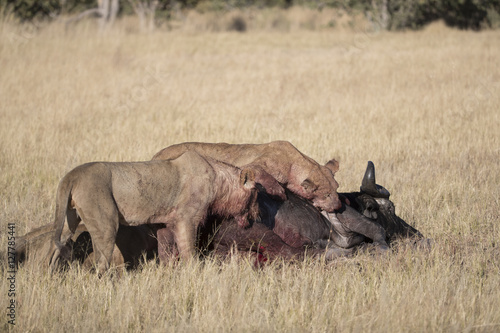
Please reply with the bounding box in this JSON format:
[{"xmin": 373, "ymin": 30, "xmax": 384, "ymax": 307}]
[
  {"xmin": 71, "ymin": 223, "xmax": 161, "ymax": 270},
  {"xmin": 16, "ymin": 222, "xmax": 159, "ymax": 270},
  {"xmin": 15, "ymin": 223, "xmax": 72, "ymax": 267},
  {"xmin": 152, "ymin": 141, "xmax": 342, "ymax": 212},
  {"xmin": 47, "ymin": 151, "xmax": 259, "ymax": 275}
]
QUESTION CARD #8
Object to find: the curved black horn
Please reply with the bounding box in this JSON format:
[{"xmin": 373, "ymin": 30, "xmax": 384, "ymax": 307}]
[
  {"xmin": 362, "ymin": 161, "xmax": 376, "ymax": 187},
  {"xmin": 360, "ymin": 161, "xmax": 390, "ymax": 198}
]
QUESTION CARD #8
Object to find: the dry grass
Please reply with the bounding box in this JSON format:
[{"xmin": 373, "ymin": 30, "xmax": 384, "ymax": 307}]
[{"xmin": 1, "ymin": 12, "xmax": 499, "ymax": 332}]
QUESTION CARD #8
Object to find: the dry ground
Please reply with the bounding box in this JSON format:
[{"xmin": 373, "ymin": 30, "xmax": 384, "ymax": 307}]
[{"xmin": 1, "ymin": 12, "xmax": 499, "ymax": 332}]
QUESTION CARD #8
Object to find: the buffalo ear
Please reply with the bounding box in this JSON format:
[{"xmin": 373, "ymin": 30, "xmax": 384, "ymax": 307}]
[
  {"xmin": 325, "ymin": 159, "xmax": 340, "ymax": 175},
  {"xmin": 301, "ymin": 178, "xmax": 317, "ymax": 193},
  {"xmin": 240, "ymin": 169, "xmax": 256, "ymax": 189}
]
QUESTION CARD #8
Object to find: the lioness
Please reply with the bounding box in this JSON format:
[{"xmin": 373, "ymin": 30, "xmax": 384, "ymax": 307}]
[
  {"xmin": 47, "ymin": 151, "xmax": 259, "ymax": 275},
  {"xmin": 17, "ymin": 223, "xmax": 159, "ymax": 270},
  {"xmin": 152, "ymin": 141, "xmax": 342, "ymax": 212}
]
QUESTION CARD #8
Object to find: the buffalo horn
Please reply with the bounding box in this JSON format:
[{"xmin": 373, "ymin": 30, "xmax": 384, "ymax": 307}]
[{"xmin": 360, "ymin": 161, "xmax": 390, "ymax": 198}]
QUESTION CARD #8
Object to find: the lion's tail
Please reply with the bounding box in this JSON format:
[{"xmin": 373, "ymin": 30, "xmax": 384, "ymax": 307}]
[{"xmin": 47, "ymin": 174, "xmax": 74, "ymax": 271}]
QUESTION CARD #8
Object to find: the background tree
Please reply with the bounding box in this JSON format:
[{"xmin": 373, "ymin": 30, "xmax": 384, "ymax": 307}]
[
  {"xmin": 1, "ymin": 0, "xmax": 499, "ymax": 30},
  {"xmin": 127, "ymin": 0, "xmax": 158, "ymax": 31}
]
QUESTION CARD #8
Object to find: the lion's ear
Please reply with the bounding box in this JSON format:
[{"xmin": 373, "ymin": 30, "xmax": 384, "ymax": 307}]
[
  {"xmin": 325, "ymin": 159, "xmax": 340, "ymax": 175},
  {"xmin": 301, "ymin": 178, "xmax": 317, "ymax": 193},
  {"xmin": 240, "ymin": 169, "xmax": 256, "ymax": 189}
]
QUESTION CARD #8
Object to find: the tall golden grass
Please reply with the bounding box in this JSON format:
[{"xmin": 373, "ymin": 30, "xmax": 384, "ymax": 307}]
[{"xmin": 1, "ymin": 12, "xmax": 499, "ymax": 332}]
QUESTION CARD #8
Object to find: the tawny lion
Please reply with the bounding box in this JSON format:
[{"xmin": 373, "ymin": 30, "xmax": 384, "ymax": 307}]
[{"xmin": 47, "ymin": 151, "xmax": 259, "ymax": 275}]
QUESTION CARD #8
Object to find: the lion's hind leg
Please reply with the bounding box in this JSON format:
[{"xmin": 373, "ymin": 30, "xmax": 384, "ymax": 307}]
[
  {"xmin": 66, "ymin": 207, "xmax": 80, "ymax": 233},
  {"xmin": 79, "ymin": 201, "xmax": 120, "ymax": 276}
]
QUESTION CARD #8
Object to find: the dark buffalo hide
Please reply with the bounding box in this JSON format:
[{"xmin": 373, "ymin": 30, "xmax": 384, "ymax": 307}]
[{"xmin": 179, "ymin": 161, "xmax": 428, "ymax": 263}]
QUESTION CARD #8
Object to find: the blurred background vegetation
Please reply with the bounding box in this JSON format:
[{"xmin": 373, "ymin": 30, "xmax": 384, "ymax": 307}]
[{"xmin": 1, "ymin": 0, "xmax": 500, "ymax": 30}]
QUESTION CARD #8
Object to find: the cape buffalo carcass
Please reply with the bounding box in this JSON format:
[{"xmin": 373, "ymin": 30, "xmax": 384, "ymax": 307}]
[{"xmin": 161, "ymin": 161, "xmax": 428, "ymax": 263}]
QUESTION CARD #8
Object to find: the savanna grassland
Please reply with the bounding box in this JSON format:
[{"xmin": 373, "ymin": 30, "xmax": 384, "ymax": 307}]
[{"xmin": 1, "ymin": 10, "xmax": 499, "ymax": 332}]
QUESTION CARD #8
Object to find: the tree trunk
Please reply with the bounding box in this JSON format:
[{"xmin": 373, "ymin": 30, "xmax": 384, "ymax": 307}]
[
  {"xmin": 98, "ymin": 0, "xmax": 110, "ymax": 30},
  {"xmin": 128, "ymin": 0, "xmax": 159, "ymax": 32},
  {"xmin": 371, "ymin": 0, "xmax": 389, "ymax": 30}
]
